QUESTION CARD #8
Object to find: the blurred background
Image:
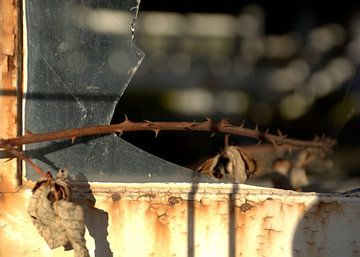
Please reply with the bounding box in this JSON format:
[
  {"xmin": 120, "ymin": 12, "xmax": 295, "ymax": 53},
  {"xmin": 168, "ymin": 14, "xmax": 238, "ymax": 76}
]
[{"xmin": 112, "ymin": 0, "xmax": 360, "ymax": 191}]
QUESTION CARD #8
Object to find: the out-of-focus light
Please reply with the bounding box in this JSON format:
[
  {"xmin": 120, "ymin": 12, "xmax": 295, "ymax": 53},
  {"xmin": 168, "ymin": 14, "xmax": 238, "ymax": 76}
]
[
  {"xmin": 346, "ymin": 37, "xmax": 360, "ymax": 63},
  {"xmin": 326, "ymin": 57, "xmax": 354, "ymax": 86},
  {"xmin": 241, "ymin": 37, "xmax": 264, "ymax": 62},
  {"xmin": 270, "ymin": 69, "xmax": 296, "ymax": 93},
  {"xmin": 215, "ymin": 91, "xmax": 249, "ymax": 115},
  {"xmin": 270, "ymin": 59, "xmax": 310, "ymax": 92},
  {"xmin": 169, "ymin": 52, "xmax": 191, "ymax": 76},
  {"xmin": 237, "ymin": 14, "xmax": 261, "ymax": 38},
  {"xmin": 250, "ymin": 102, "xmax": 273, "ymax": 124},
  {"xmin": 299, "ymin": 87, "xmax": 316, "ymax": 106},
  {"xmin": 308, "ymin": 71, "xmax": 334, "ymax": 97},
  {"xmin": 187, "ymin": 14, "xmax": 236, "ymax": 38},
  {"xmin": 109, "ymin": 49, "xmax": 132, "ymax": 75},
  {"xmin": 308, "ymin": 23, "xmax": 346, "ymax": 53},
  {"xmin": 141, "ymin": 12, "xmax": 184, "ymax": 36},
  {"xmin": 288, "ymin": 59, "xmax": 310, "ymax": 82},
  {"xmin": 209, "ymin": 55, "xmax": 232, "ymax": 77},
  {"xmin": 304, "ymin": 57, "xmax": 353, "ymax": 100},
  {"xmin": 264, "ymin": 33, "xmax": 300, "ymax": 59},
  {"xmin": 181, "ymin": 37, "xmax": 234, "ymax": 58},
  {"xmin": 279, "ymin": 94, "xmax": 307, "ymax": 120},
  {"xmin": 165, "ymin": 89, "xmax": 215, "ymax": 115},
  {"xmin": 75, "ymin": 8, "xmax": 132, "ymax": 35},
  {"xmin": 241, "ymin": 4, "xmax": 265, "ymax": 24},
  {"xmin": 149, "ymin": 51, "xmax": 169, "ymax": 74}
]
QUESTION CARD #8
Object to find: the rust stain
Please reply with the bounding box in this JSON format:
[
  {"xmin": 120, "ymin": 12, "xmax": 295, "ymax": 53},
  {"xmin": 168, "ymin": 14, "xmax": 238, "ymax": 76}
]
[
  {"xmin": 146, "ymin": 202, "xmax": 171, "ymax": 257},
  {"xmin": 111, "ymin": 193, "xmax": 121, "ymax": 201},
  {"xmin": 137, "ymin": 193, "xmax": 156, "ymax": 200},
  {"xmin": 107, "ymin": 195, "xmax": 126, "ymax": 223},
  {"xmin": 153, "ymin": 212, "xmax": 171, "ymax": 257},
  {"xmin": 295, "ymin": 199, "xmax": 349, "ymax": 257},
  {"xmin": 0, "ymin": 0, "xmax": 21, "ymax": 192},
  {"xmin": 235, "ymin": 199, "xmax": 309, "ymax": 256},
  {"xmin": 1, "ymin": 185, "xmax": 360, "ymax": 256},
  {"xmin": 167, "ymin": 196, "xmax": 182, "ymax": 206},
  {"xmin": 315, "ymin": 200, "xmax": 342, "ymax": 214},
  {"xmin": 235, "ymin": 200, "xmax": 257, "ymax": 255},
  {"xmin": 239, "ymin": 202, "xmax": 253, "ymax": 212},
  {"xmin": 0, "ymin": 0, "xmax": 16, "ymax": 56}
]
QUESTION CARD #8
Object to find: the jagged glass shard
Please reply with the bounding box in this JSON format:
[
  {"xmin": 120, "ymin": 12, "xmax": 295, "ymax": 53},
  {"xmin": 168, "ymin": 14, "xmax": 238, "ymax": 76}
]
[{"xmin": 25, "ymin": 0, "xmax": 210, "ymax": 182}]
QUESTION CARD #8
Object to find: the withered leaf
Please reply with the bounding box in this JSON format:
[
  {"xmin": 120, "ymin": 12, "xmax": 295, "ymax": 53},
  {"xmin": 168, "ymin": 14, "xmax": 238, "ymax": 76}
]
[
  {"xmin": 197, "ymin": 146, "xmax": 257, "ymax": 183},
  {"xmin": 271, "ymin": 157, "xmax": 310, "ymax": 191},
  {"xmin": 28, "ymin": 171, "xmax": 89, "ymax": 257}
]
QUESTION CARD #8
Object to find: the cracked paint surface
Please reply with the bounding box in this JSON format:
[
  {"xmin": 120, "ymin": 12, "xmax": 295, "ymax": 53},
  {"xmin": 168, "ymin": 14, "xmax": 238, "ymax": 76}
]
[{"xmin": 1, "ymin": 183, "xmax": 360, "ymax": 257}]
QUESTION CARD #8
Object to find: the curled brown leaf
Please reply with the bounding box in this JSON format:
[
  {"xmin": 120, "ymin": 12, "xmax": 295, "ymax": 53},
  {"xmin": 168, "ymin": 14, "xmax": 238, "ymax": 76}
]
[
  {"xmin": 28, "ymin": 170, "xmax": 89, "ymax": 257},
  {"xmin": 197, "ymin": 146, "xmax": 257, "ymax": 183}
]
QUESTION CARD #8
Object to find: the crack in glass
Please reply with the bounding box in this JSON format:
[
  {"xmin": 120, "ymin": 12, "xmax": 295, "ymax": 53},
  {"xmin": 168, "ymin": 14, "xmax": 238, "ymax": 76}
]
[{"xmin": 25, "ymin": 0, "xmax": 209, "ymax": 182}]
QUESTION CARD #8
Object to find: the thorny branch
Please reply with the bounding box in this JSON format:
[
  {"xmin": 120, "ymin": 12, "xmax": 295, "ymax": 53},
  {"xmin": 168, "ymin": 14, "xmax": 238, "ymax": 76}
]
[
  {"xmin": 0, "ymin": 138, "xmax": 47, "ymax": 177},
  {"xmin": 0, "ymin": 118, "xmax": 336, "ymax": 150}
]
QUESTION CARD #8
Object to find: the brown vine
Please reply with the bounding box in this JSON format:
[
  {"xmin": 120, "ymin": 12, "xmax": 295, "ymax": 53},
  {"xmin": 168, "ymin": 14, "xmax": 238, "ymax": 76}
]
[{"xmin": 1, "ymin": 118, "xmax": 335, "ymax": 149}]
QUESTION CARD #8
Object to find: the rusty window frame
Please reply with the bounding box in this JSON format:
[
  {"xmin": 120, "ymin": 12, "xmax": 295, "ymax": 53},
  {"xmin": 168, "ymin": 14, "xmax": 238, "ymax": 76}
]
[
  {"xmin": 8, "ymin": 0, "xmax": 202, "ymax": 184},
  {"xmin": 0, "ymin": 0, "xmax": 22, "ymax": 192}
]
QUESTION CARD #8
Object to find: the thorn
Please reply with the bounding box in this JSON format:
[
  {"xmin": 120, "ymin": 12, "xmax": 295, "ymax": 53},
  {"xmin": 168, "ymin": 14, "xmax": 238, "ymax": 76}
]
[
  {"xmin": 205, "ymin": 117, "xmax": 211, "ymax": 121},
  {"xmin": 153, "ymin": 129, "xmax": 160, "ymax": 138},
  {"xmin": 220, "ymin": 118, "xmax": 231, "ymax": 127},
  {"xmin": 277, "ymin": 129, "xmax": 288, "ymax": 140},
  {"xmin": 116, "ymin": 130, "xmax": 123, "ymax": 136},
  {"xmin": 210, "ymin": 132, "xmax": 216, "ymax": 138},
  {"xmin": 255, "ymin": 123, "xmax": 259, "ymax": 131},
  {"xmin": 123, "ymin": 114, "xmax": 132, "ymax": 124},
  {"xmin": 265, "ymin": 128, "xmax": 270, "ymax": 134},
  {"xmin": 257, "ymin": 140, "xmax": 262, "ymax": 146},
  {"xmin": 71, "ymin": 137, "xmax": 76, "ymax": 143},
  {"xmin": 189, "ymin": 122, "xmax": 198, "ymax": 128},
  {"xmin": 270, "ymin": 139, "xmax": 277, "ymax": 147},
  {"xmin": 144, "ymin": 120, "xmax": 151, "ymax": 123},
  {"xmin": 313, "ymin": 134, "xmax": 319, "ymax": 142},
  {"xmin": 240, "ymin": 120, "xmax": 245, "ymax": 128}
]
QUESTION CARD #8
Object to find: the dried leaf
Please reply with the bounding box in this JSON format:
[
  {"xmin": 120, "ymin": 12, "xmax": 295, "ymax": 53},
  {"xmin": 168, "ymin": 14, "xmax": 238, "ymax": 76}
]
[
  {"xmin": 271, "ymin": 157, "xmax": 310, "ymax": 191},
  {"xmin": 289, "ymin": 167, "xmax": 310, "ymax": 190},
  {"xmin": 28, "ymin": 170, "xmax": 89, "ymax": 257},
  {"xmin": 223, "ymin": 146, "xmax": 257, "ymax": 183},
  {"xmin": 197, "ymin": 146, "xmax": 257, "ymax": 183},
  {"xmin": 270, "ymin": 158, "xmax": 293, "ymax": 190}
]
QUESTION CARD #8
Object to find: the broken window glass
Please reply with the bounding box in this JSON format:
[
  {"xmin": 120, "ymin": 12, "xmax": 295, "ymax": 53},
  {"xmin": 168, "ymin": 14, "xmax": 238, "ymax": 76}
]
[{"xmin": 24, "ymin": 0, "xmax": 210, "ymax": 182}]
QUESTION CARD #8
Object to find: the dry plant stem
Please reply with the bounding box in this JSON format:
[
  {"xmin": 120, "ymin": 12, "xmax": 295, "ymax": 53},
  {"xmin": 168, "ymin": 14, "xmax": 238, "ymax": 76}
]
[
  {"xmin": 0, "ymin": 119, "xmax": 335, "ymax": 150},
  {"xmin": 0, "ymin": 139, "xmax": 47, "ymax": 177}
]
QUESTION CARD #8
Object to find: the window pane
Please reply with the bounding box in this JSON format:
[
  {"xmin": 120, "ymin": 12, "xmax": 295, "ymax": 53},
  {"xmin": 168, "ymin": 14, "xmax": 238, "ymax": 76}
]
[{"xmin": 24, "ymin": 0, "xmax": 208, "ymax": 182}]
